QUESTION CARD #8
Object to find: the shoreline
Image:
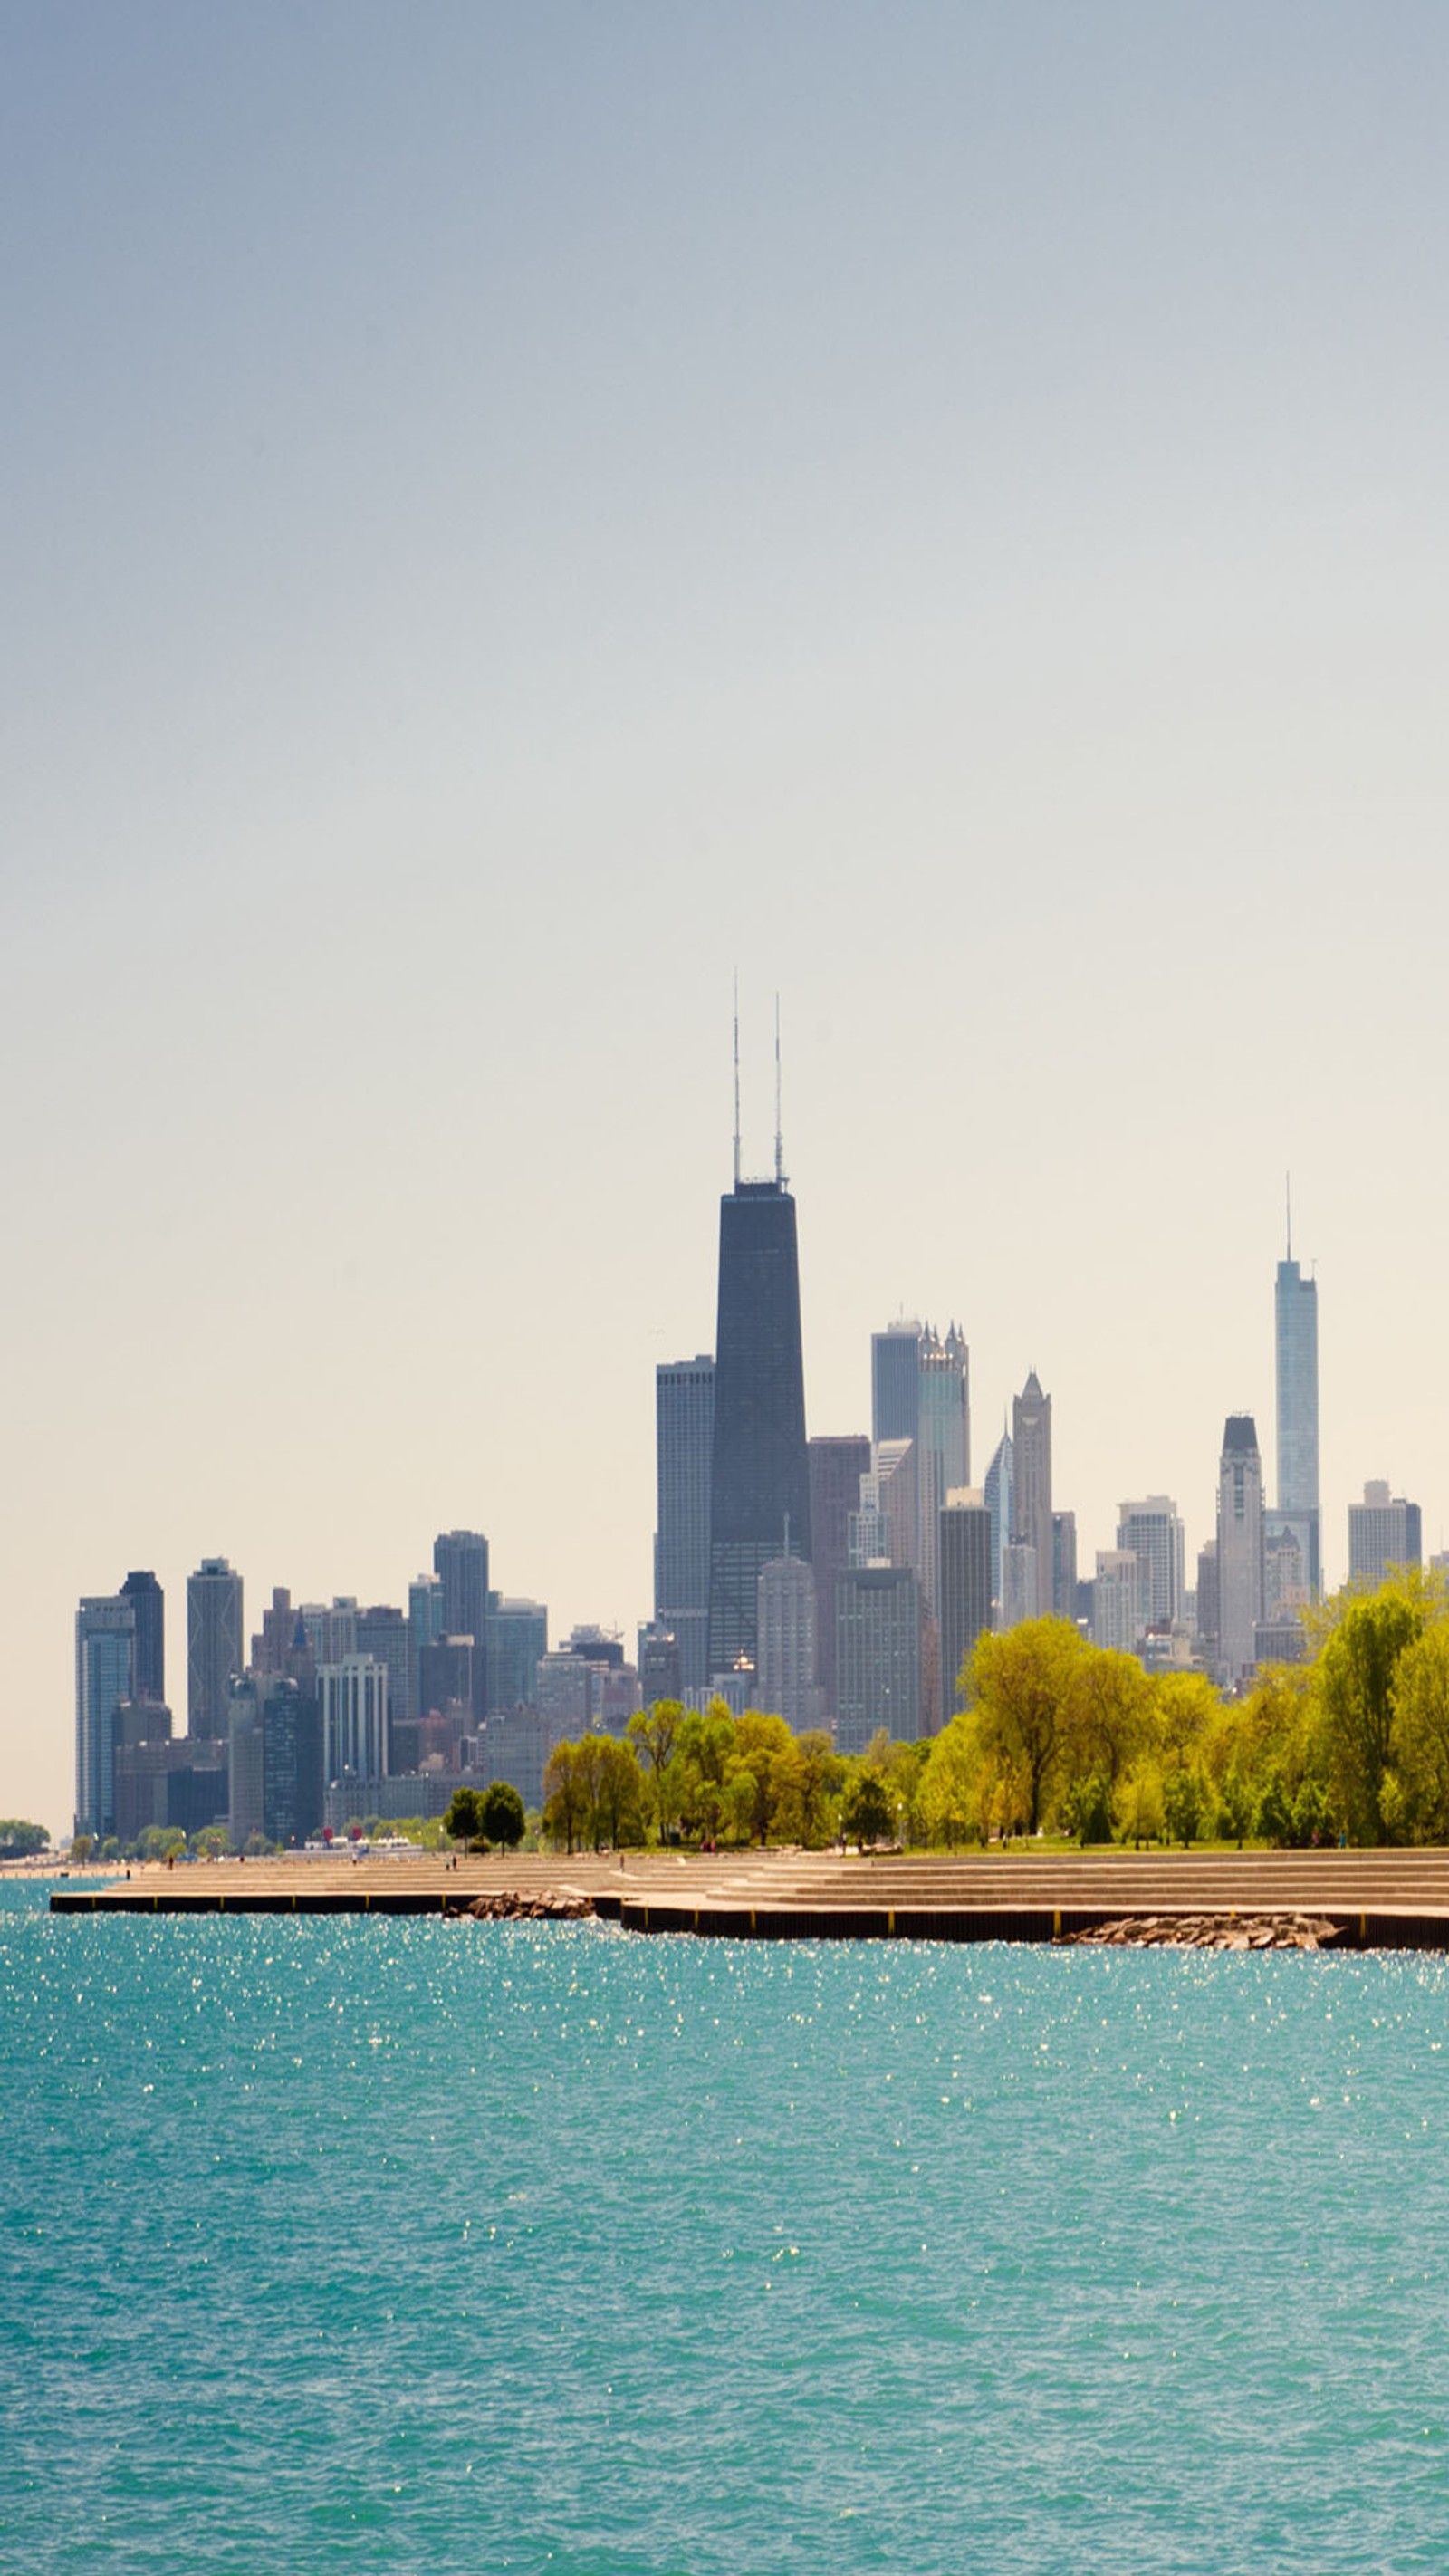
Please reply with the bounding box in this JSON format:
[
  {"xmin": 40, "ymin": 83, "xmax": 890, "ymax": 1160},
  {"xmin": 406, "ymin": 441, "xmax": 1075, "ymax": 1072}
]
[{"xmin": 46, "ymin": 1846, "xmax": 1449, "ymax": 1946}]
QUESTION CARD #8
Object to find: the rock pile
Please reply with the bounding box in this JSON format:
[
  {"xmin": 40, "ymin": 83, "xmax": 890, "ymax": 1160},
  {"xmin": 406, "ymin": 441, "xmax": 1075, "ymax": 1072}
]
[
  {"xmin": 1066, "ymin": 1911, "xmax": 1342, "ymax": 1951},
  {"xmin": 446, "ymin": 1890, "xmax": 596, "ymax": 1923}
]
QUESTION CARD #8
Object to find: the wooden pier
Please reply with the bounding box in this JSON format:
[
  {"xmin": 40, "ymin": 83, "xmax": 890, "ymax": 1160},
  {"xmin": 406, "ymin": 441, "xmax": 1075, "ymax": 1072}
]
[{"xmin": 47, "ymin": 1847, "xmax": 1449, "ymax": 1947}]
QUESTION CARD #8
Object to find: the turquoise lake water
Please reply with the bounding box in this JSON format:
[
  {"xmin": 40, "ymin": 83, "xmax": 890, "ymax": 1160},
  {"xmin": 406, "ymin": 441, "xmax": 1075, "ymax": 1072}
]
[{"xmin": 5, "ymin": 1880, "xmax": 1449, "ymax": 2573}]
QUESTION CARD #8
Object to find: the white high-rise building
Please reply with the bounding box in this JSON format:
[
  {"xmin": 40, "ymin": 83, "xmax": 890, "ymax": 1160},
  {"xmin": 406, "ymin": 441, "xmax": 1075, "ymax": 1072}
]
[
  {"xmin": 1093, "ymin": 1551, "xmax": 1145, "ymax": 1654},
  {"xmin": 1348, "ymin": 1483, "xmax": 1422, "ymax": 1587},
  {"xmin": 1116, "ymin": 1499, "xmax": 1185, "ymax": 1629},
  {"xmin": 320, "ymin": 1655, "xmax": 389, "ymax": 1789},
  {"xmin": 756, "ymin": 1554, "xmax": 817, "ymax": 1727}
]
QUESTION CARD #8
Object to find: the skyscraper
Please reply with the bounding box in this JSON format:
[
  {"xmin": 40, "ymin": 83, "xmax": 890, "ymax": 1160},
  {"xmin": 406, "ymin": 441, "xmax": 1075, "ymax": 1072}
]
[
  {"xmin": 1217, "ymin": 1417, "xmax": 1264, "ymax": 1684},
  {"xmin": 120, "ymin": 1571, "xmax": 165, "ymax": 1704},
  {"xmin": 1348, "ymin": 1482, "xmax": 1422, "ymax": 1586},
  {"xmin": 356, "ymin": 1604, "xmax": 411, "ymax": 1748},
  {"xmin": 1093, "ymin": 1551, "xmax": 1145, "ymax": 1654},
  {"xmin": 984, "ymin": 1427, "xmax": 1013, "ymax": 1613},
  {"xmin": 433, "ymin": 1531, "xmax": 490, "ymax": 1723},
  {"xmin": 187, "ymin": 1558, "xmax": 243, "ymax": 1739},
  {"xmin": 938, "ymin": 1491, "xmax": 992, "ymax": 1716},
  {"xmin": 1051, "ymin": 1511, "xmax": 1078, "ymax": 1620},
  {"xmin": 808, "ymin": 1434, "xmax": 871, "ymax": 1723},
  {"xmin": 706, "ymin": 1176, "xmax": 811, "ymax": 1677},
  {"xmin": 320, "ymin": 1654, "xmax": 389, "ymax": 1793},
  {"xmin": 655, "ymin": 1356, "xmax": 715, "ymax": 1693},
  {"xmin": 756, "ymin": 1553, "xmax": 817, "ymax": 1726},
  {"xmin": 868, "ymin": 1320, "xmax": 969, "ymax": 1619},
  {"xmin": 1275, "ymin": 1225, "xmax": 1321, "ymax": 1597},
  {"xmin": 1010, "ymin": 1372, "xmax": 1052, "ymax": 1623},
  {"xmin": 1116, "ymin": 1499, "xmax": 1186, "ymax": 1628},
  {"xmin": 485, "ymin": 1596, "xmax": 549, "ymax": 1712},
  {"xmin": 915, "ymin": 1326, "xmax": 970, "ymax": 1615},
  {"xmin": 75, "ymin": 1593, "xmax": 135, "ymax": 1838},
  {"xmin": 835, "ymin": 1564, "xmax": 921, "ymax": 1753},
  {"xmin": 408, "ymin": 1573, "xmax": 445, "ymax": 1716},
  {"xmin": 871, "ymin": 1322, "xmax": 922, "ymax": 1445}
]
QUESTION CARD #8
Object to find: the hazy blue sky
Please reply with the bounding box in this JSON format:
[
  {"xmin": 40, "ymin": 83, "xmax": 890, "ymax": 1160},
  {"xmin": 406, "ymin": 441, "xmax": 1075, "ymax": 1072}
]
[{"xmin": 6, "ymin": 4, "xmax": 1449, "ymax": 1830}]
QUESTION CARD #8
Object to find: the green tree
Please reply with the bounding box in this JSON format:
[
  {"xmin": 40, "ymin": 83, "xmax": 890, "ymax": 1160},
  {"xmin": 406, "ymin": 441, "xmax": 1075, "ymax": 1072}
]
[
  {"xmin": 1067, "ymin": 1651, "xmax": 1156, "ymax": 1791},
  {"xmin": 542, "ymin": 1744, "xmax": 590, "ymax": 1853},
  {"xmin": 480, "ymin": 1780, "xmax": 526, "ymax": 1850},
  {"xmin": 772, "ymin": 1731, "xmax": 843, "ymax": 1847},
  {"xmin": 1291, "ymin": 1776, "xmax": 1330, "ymax": 1847},
  {"xmin": 919, "ymin": 1715, "xmax": 984, "ymax": 1849},
  {"xmin": 1389, "ymin": 1621, "xmax": 1449, "ymax": 1841},
  {"xmin": 967, "ymin": 1618, "xmax": 1089, "ymax": 1832},
  {"xmin": 628, "ymin": 1700, "xmax": 685, "ymax": 1838},
  {"xmin": 1154, "ymin": 1671, "xmax": 1222, "ymax": 1771},
  {"xmin": 727, "ymin": 1711, "xmax": 796, "ymax": 1844},
  {"xmin": 1115, "ymin": 1761, "xmax": 1165, "ymax": 1847},
  {"xmin": 192, "ymin": 1825, "xmax": 230, "ymax": 1860},
  {"xmin": 0, "ymin": 1820, "xmax": 49, "ymax": 1860},
  {"xmin": 580, "ymin": 1735, "xmax": 645, "ymax": 1850},
  {"xmin": 676, "ymin": 1704, "xmax": 736, "ymax": 1843},
  {"xmin": 443, "ymin": 1786, "xmax": 484, "ymax": 1850},
  {"xmin": 840, "ymin": 1770, "xmax": 894, "ymax": 1846},
  {"xmin": 71, "ymin": 1834, "xmax": 92, "ymax": 1863},
  {"xmin": 1060, "ymin": 1770, "xmax": 1113, "ymax": 1845},
  {"xmin": 1161, "ymin": 1766, "xmax": 1204, "ymax": 1847},
  {"xmin": 1253, "ymin": 1770, "xmax": 1292, "ymax": 1845},
  {"xmin": 1218, "ymin": 1766, "xmax": 1254, "ymax": 1847},
  {"xmin": 1314, "ymin": 1584, "xmax": 1425, "ymax": 1842}
]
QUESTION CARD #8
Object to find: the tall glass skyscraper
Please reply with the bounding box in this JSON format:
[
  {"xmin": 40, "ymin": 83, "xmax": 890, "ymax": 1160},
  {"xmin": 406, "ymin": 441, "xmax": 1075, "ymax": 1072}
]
[
  {"xmin": 868, "ymin": 1322, "xmax": 970, "ymax": 1611},
  {"xmin": 75, "ymin": 1593, "xmax": 136, "ymax": 1839},
  {"xmin": 433, "ymin": 1530, "xmax": 490, "ymax": 1723},
  {"xmin": 1274, "ymin": 1245, "xmax": 1320, "ymax": 1597},
  {"xmin": 706, "ymin": 1179, "xmax": 811, "ymax": 1677},
  {"xmin": 655, "ymin": 1355, "xmax": 715, "ymax": 1692},
  {"xmin": 984, "ymin": 1428, "xmax": 1013, "ymax": 1613}
]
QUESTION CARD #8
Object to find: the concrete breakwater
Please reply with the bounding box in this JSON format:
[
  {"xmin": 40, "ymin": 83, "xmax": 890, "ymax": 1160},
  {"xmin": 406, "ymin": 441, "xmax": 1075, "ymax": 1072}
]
[{"xmin": 46, "ymin": 1846, "xmax": 1449, "ymax": 1946}]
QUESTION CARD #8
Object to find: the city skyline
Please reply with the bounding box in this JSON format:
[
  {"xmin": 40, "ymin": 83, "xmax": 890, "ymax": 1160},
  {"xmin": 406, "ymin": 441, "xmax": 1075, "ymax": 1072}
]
[
  {"xmin": 62, "ymin": 1185, "xmax": 1437, "ymax": 1838},
  {"xmin": 10, "ymin": 9, "xmax": 1449, "ymax": 1830}
]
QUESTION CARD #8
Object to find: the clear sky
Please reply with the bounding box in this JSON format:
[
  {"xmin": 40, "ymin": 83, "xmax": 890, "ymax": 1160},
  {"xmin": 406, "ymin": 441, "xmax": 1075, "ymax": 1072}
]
[{"xmin": 6, "ymin": 3, "xmax": 1449, "ymax": 1833}]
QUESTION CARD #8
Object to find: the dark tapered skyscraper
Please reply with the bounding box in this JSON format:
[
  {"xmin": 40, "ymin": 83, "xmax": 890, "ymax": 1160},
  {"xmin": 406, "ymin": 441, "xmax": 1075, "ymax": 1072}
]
[
  {"xmin": 120, "ymin": 1570, "xmax": 165, "ymax": 1705},
  {"xmin": 706, "ymin": 1178, "xmax": 811, "ymax": 1677}
]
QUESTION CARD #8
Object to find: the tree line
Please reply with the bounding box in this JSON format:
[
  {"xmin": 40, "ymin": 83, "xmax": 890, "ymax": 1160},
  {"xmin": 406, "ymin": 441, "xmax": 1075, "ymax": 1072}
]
[{"xmin": 540, "ymin": 1571, "xmax": 1449, "ymax": 1851}]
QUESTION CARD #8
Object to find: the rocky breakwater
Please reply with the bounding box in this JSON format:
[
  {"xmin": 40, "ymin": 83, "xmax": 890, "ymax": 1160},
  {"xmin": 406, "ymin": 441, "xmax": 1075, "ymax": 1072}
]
[
  {"xmin": 1067, "ymin": 1912, "xmax": 1343, "ymax": 1951},
  {"xmin": 445, "ymin": 1889, "xmax": 597, "ymax": 1923}
]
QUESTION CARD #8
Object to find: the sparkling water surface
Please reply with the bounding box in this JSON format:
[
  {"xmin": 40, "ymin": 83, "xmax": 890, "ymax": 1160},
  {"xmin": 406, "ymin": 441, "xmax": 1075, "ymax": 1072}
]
[{"xmin": 5, "ymin": 1879, "xmax": 1449, "ymax": 2573}]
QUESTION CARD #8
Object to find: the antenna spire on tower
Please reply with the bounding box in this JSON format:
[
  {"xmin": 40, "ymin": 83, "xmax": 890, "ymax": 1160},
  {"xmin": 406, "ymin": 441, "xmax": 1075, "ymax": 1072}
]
[
  {"xmin": 731, "ymin": 974, "xmax": 741, "ymax": 1195},
  {"xmin": 774, "ymin": 992, "xmax": 783, "ymax": 1185}
]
